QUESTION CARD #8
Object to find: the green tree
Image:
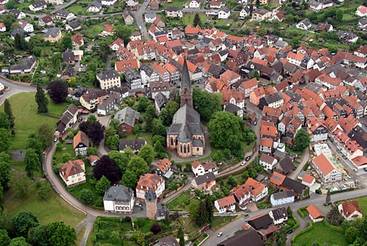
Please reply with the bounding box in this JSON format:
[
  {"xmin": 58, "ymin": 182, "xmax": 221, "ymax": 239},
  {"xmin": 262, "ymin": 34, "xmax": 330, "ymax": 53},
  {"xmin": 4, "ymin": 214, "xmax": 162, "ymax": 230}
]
[
  {"xmin": 208, "ymin": 112, "xmax": 245, "ymax": 158},
  {"xmin": 0, "ymin": 112, "xmax": 10, "ymax": 129},
  {"xmin": 144, "ymin": 104, "xmax": 156, "ymax": 132},
  {"xmin": 177, "ymin": 227, "xmax": 185, "ymax": 246},
  {"xmin": 95, "ymin": 176, "xmax": 110, "ymax": 195},
  {"xmin": 193, "ymin": 13, "xmax": 201, "ymax": 27},
  {"xmin": 0, "ymin": 229, "xmax": 10, "ymax": 246},
  {"xmin": 115, "ymin": 25, "xmax": 134, "ymax": 44},
  {"xmin": 122, "ymin": 169, "xmax": 138, "ymax": 189},
  {"xmin": 38, "ymin": 124, "xmax": 53, "ymax": 147},
  {"xmin": 326, "ymin": 205, "xmax": 344, "ymax": 226},
  {"xmin": 153, "ymin": 140, "xmax": 167, "ymax": 159},
  {"xmin": 12, "ymin": 175, "xmax": 32, "ymax": 198},
  {"xmin": 28, "ymin": 225, "xmax": 48, "ymax": 246},
  {"xmin": 37, "ymin": 181, "xmax": 51, "ymax": 200},
  {"xmin": 0, "ymin": 129, "xmax": 10, "ymax": 152},
  {"xmin": 24, "ymin": 148, "xmax": 40, "ymax": 178},
  {"xmin": 4, "ymin": 99, "xmax": 15, "ymax": 134},
  {"xmin": 123, "ymin": 156, "xmax": 149, "ymax": 188},
  {"xmin": 61, "ymin": 34, "xmax": 72, "ymax": 50},
  {"xmin": 293, "ymin": 128, "xmax": 310, "ymax": 152},
  {"xmin": 159, "ymin": 101, "xmax": 179, "ymax": 126},
  {"xmin": 79, "ymin": 189, "xmax": 95, "ymax": 205},
  {"xmin": 152, "ymin": 118, "xmax": 166, "ymax": 137},
  {"xmin": 14, "ymin": 34, "xmax": 27, "ymax": 51},
  {"xmin": 138, "ymin": 144, "xmax": 155, "ymax": 165},
  {"xmin": 109, "ymin": 150, "xmax": 130, "ymax": 173},
  {"xmin": 345, "ymin": 226, "xmax": 359, "ymax": 244},
  {"xmin": 135, "ymin": 97, "xmax": 151, "ymax": 113},
  {"xmin": 0, "ymin": 152, "xmax": 11, "ymax": 190},
  {"xmin": 105, "ymin": 134, "xmax": 119, "ymax": 150},
  {"xmin": 35, "ymin": 85, "xmax": 48, "ymax": 113},
  {"xmin": 27, "ymin": 134, "xmax": 44, "ymax": 157},
  {"xmin": 193, "ymin": 88, "xmax": 222, "ymax": 122},
  {"xmin": 46, "ymin": 222, "xmax": 76, "ymax": 246},
  {"xmin": 12, "ymin": 212, "xmax": 39, "ymax": 237},
  {"xmin": 9, "ymin": 237, "xmax": 29, "ymax": 246},
  {"xmin": 0, "ymin": 183, "xmax": 3, "ymax": 202}
]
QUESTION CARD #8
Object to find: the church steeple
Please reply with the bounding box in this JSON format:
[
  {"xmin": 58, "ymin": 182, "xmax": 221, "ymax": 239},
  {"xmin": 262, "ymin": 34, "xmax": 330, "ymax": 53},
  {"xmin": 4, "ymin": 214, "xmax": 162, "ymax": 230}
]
[{"xmin": 180, "ymin": 58, "xmax": 193, "ymax": 107}]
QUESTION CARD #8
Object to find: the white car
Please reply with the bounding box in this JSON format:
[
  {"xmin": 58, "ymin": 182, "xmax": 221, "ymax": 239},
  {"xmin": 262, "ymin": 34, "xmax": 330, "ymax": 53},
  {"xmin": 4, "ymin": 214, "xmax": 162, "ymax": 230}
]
[
  {"xmin": 217, "ymin": 232, "xmax": 223, "ymax": 237},
  {"xmin": 241, "ymin": 160, "xmax": 246, "ymax": 166}
]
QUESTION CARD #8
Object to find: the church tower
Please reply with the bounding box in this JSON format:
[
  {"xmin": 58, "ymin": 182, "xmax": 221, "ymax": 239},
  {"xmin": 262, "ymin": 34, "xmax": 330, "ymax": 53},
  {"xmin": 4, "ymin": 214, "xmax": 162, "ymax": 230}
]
[{"xmin": 180, "ymin": 59, "xmax": 193, "ymax": 108}]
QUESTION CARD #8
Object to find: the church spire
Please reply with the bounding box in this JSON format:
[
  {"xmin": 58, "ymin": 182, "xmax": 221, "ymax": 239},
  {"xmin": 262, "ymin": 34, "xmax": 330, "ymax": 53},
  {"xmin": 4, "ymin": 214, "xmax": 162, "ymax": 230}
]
[{"xmin": 180, "ymin": 58, "xmax": 193, "ymax": 107}]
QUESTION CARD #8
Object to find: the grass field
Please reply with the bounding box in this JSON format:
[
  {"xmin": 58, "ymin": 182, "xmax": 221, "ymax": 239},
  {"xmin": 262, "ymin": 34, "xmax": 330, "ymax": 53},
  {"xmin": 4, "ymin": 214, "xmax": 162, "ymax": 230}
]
[
  {"xmin": 0, "ymin": 92, "xmax": 68, "ymax": 150},
  {"xmin": 356, "ymin": 196, "xmax": 367, "ymax": 215},
  {"xmin": 293, "ymin": 222, "xmax": 347, "ymax": 246},
  {"xmin": 167, "ymin": 191, "xmax": 200, "ymax": 211}
]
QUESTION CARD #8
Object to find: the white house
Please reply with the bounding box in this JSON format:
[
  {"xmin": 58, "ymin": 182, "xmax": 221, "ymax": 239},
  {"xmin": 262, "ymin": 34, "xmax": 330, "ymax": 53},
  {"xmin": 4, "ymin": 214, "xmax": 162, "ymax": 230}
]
[
  {"xmin": 19, "ymin": 21, "xmax": 34, "ymax": 33},
  {"xmin": 59, "ymin": 160, "xmax": 86, "ymax": 187},
  {"xmin": 0, "ymin": 23, "xmax": 6, "ymax": 32},
  {"xmin": 45, "ymin": 0, "xmax": 64, "ymax": 4},
  {"xmin": 96, "ymin": 69, "xmax": 121, "ymax": 90},
  {"xmin": 259, "ymin": 154, "xmax": 278, "ymax": 171},
  {"xmin": 214, "ymin": 195, "xmax": 236, "ymax": 213},
  {"xmin": 218, "ymin": 8, "xmax": 230, "ymax": 19},
  {"xmin": 312, "ymin": 154, "xmax": 343, "ymax": 183},
  {"xmin": 296, "ymin": 19, "xmax": 313, "ymax": 31},
  {"xmin": 338, "ymin": 201, "xmax": 363, "ymax": 221},
  {"xmin": 101, "ymin": 0, "xmax": 117, "ymax": 6},
  {"xmin": 29, "ymin": 1, "xmax": 47, "ymax": 12},
  {"xmin": 269, "ymin": 207, "xmax": 288, "ymax": 225},
  {"xmin": 87, "ymin": 1, "xmax": 102, "ymax": 13},
  {"xmin": 307, "ymin": 204, "xmax": 324, "ymax": 222},
  {"xmin": 192, "ymin": 161, "xmax": 218, "ymax": 176},
  {"xmin": 356, "ymin": 5, "xmax": 367, "ymax": 17},
  {"xmin": 73, "ymin": 131, "xmax": 89, "ymax": 156},
  {"xmin": 136, "ymin": 173, "xmax": 165, "ymax": 200},
  {"xmin": 270, "ymin": 191, "xmax": 295, "ymax": 207},
  {"xmin": 103, "ymin": 185, "xmax": 135, "ymax": 213},
  {"xmin": 240, "ymin": 7, "xmax": 250, "ymax": 19},
  {"xmin": 187, "ymin": 0, "xmax": 200, "ymax": 8}
]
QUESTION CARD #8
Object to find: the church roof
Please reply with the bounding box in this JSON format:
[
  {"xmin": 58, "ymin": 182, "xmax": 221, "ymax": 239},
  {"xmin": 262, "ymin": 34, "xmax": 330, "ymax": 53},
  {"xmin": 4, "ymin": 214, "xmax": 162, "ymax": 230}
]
[{"xmin": 168, "ymin": 104, "xmax": 203, "ymax": 138}]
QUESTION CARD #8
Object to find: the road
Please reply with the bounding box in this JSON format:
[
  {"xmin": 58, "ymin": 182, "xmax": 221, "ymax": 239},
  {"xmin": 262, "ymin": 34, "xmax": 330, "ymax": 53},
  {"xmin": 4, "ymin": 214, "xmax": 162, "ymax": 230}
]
[
  {"xmin": 203, "ymin": 188, "xmax": 367, "ymax": 246},
  {"xmin": 132, "ymin": 0, "xmax": 150, "ymax": 40},
  {"xmin": 289, "ymin": 148, "xmax": 310, "ymax": 180},
  {"xmin": 0, "ymin": 76, "xmax": 36, "ymax": 105}
]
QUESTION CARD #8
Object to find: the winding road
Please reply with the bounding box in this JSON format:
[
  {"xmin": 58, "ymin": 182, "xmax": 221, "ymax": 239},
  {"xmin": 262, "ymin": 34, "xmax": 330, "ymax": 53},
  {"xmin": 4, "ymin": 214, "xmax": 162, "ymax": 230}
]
[{"xmin": 0, "ymin": 76, "xmax": 36, "ymax": 104}]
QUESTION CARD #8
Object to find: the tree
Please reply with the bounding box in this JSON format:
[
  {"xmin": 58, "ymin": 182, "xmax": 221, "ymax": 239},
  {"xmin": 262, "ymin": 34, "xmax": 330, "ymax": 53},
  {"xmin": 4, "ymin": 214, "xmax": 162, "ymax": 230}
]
[
  {"xmin": 4, "ymin": 99, "xmax": 15, "ymax": 134},
  {"xmin": 0, "ymin": 184, "xmax": 3, "ymax": 202},
  {"xmin": 159, "ymin": 101, "xmax": 179, "ymax": 126},
  {"xmin": 12, "ymin": 175, "xmax": 32, "ymax": 198},
  {"xmin": 109, "ymin": 150, "xmax": 130, "ymax": 173},
  {"xmin": 122, "ymin": 169, "xmax": 138, "ymax": 189},
  {"xmin": 193, "ymin": 88, "xmax": 222, "ymax": 122},
  {"xmin": 93, "ymin": 156, "xmax": 122, "ymax": 184},
  {"xmin": 193, "ymin": 13, "xmax": 201, "ymax": 27},
  {"xmin": 38, "ymin": 124, "xmax": 53, "ymax": 148},
  {"xmin": 138, "ymin": 144, "xmax": 155, "ymax": 165},
  {"xmin": 46, "ymin": 222, "xmax": 76, "ymax": 246},
  {"xmin": 135, "ymin": 97, "xmax": 151, "ymax": 113},
  {"xmin": 345, "ymin": 226, "xmax": 359, "ymax": 244},
  {"xmin": 150, "ymin": 223, "xmax": 161, "ymax": 235},
  {"xmin": 123, "ymin": 156, "xmax": 148, "ymax": 188},
  {"xmin": 12, "ymin": 212, "xmax": 39, "ymax": 237},
  {"xmin": 35, "ymin": 85, "xmax": 48, "ymax": 113},
  {"xmin": 9, "ymin": 237, "xmax": 29, "ymax": 246},
  {"xmin": 325, "ymin": 189, "xmax": 331, "ymax": 206},
  {"xmin": 152, "ymin": 119, "xmax": 166, "ymax": 137},
  {"xmin": 293, "ymin": 128, "xmax": 310, "ymax": 152},
  {"xmin": 194, "ymin": 196, "xmax": 213, "ymax": 226},
  {"xmin": 105, "ymin": 134, "xmax": 119, "ymax": 150},
  {"xmin": 0, "ymin": 129, "xmax": 10, "ymax": 152},
  {"xmin": 208, "ymin": 112, "xmax": 245, "ymax": 158},
  {"xmin": 326, "ymin": 205, "xmax": 344, "ymax": 226},
  {"xmin": 177, "ymin": 227, "xmax": 185, "ymax": 246},
  {"xmin": 95, "ymin": 176, "xmax": 110, "ymax": 195},
  {"xmin": 79, "ymin": 121, "xmax": 104, "ymax": 146},
  {"xmin": 80, "ymin": 189, "xmax": 95, "ymax": 205},
  {"xmin": 115, "ymin": 25, "xmax": 134, "ymax": 44},
  {"xmin": 28, "ymin": 225, "xmax": 48, "ymax": 246},
  {"xmin": 37, "ymin": 181, "xmax": 51, "ymax": 200},
  {"xmin": 0, "ymin": 229, "xmax": 10, "ymax": 246},
  {"xmin": 0, "ymin": 152, "xmax": 11, "ymax": 190},
  {"xmin": 0, "ymin": 112, "xmax": 10, "ymax": 129},
  {"xmin": 14, "ymin": 33, "xmax": 27, "ymax": 51},
  {"xmin": 26, "ymin": 134, "xmax": 44, "ymax": 157},
  {"xmin": 144, "ymin": 104, "xmax": 156, "ymax": 132},
  {"xmin": 24, "ymin": 148, "xmax": 40, "ymax": 178},
  {"xmin": 47, "ymin": 80, "xmax": 68, "ymax": 104},
  {"xmin": 61, "ymin": 34, "xmax": 72, "ymax": 50}
]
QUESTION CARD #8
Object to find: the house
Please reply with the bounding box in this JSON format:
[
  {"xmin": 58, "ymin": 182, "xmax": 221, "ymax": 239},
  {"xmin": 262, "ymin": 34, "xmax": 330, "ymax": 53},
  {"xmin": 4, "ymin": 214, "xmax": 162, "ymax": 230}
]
[
  {"xmin": 103, "ymin": 185, "xmax": 135, "ymax": 213},
  {"xmin": 338, "ymin": 31, "xmax": 359, "ymax": 43},
  {"xmin": 154, "ymin": 236, "xmax": 179, "ymax": 246},
  {"xmin": 231, "ymin": 184, "xmax": 251, "ymax": 207},
  {"xmin": 18, "ymin": 20, "xmax": 34, "ymax": 33},
  {"xmin": 242, "ymin": 178, "xmax": 268, "ymax": 202},
  {"xmin": 154, "ymin": 92, "xmax": 167, "ymax": 113},
  {"xmin": 66, "ymin": 19, "xmax": 82, "ymax": 31},
  {"xmin": 136, "ymin": 173, "xmax": 165, "ymax": 199},
  {"xmin": 209, "ymin": 0, "xmax": 224, "ymax": 9},
  {"xmin": 44, "ymin": 27, "xmax": 62, "ymax": 42},
  {"xmin": 217, "ymin": 228, "xmax": 264, "ymax": 246},
  {"xmin": 97, "ymin": 69, "xmax": 121, "ymax": 90},
  {"xmin": 29, "ymin": 0, "xmax": 47, "ymax": 12},
  {"xmin": 239, "ymin": 78, "xmax": 258, "ymax": 98},
  {"xmin": 356, "ymin": 5, "xmax": 367, "ymax": 17},
  {"xmin": 309, "ymin": 0, "xmax": 333, "ymax": 11},
  {"xmin": 73, "ymin": 131, "xmax": 89, "ymax": 156},
  {"xmin": 38, "ymin": 15, "xmax": 53, "ymax": 27},
  {"xmin": 240, "ymin": 7, "xmax": 251, "ymax": 19},
  {"xmin": 224, "ymin": 103, "xmax": 243, "ymax": 118},
  {"xmin": 278, "ymin": 157, "xmax": 295, "ymax": 175},
  {"xmin": 296, "ymin": 19, "xmax": 313, "ymax": 31},
  {"xmin": 259, "ymin": 154, "xmax": 278, "ymax": 171},
  {"xmin": 45, "ymin": 0, "xmax": 64, "ymax": 4},
  {"xmin": 306, "ymin": 204, "xmax": 324, "ymax": 222},
  {"xmin": 166, "ymin": 8, "xmax": 183, "ymax": 18},
  {"xmin": 260, "ymin": 138, "xmax": 273, "ymax": 153},
  {"xmin": 87, "ymin": 155, "xmax": 99, "ymax": 166},
  {"xmin": 72, "ymin": 33, "xmax": 84, "ymax": 47},
  {"xmin": 114, "ymin": 107, "xmax": 140, "ymax": 135},
  {"xmin": 269, "ymin": 207, "xmax": 288, "ymax": 225},
  {"xmin": 151, "ymin": 158, "xmax": 173, "ymax": 179},
  {"xmin": 100, "ymin": 23, "xmax": 114, "ymax": 36},
  {"xmin": 9, "ymin": 56, "xmax": 37, "ymax": 74},
  {"xmin": 59, "ymin": 160, "xmax": 86, "ymax": 187},
  {"xmin": 96, "ymin": 91, "xmax": 123, "ymax": 116},
  {"xmin": 126, "ymin": 0, "xmax": 139, "ymax": 8},
  {"xmin": 101, "ymin": 0, "xmax": 117, "ymax": 6},
  {"xmin": 187, "ymin": 0, "xmax": 200, "ymax": 8},
  {"xmin": 191, "ymin": 160, "xmax": 218, "ymax": 176},
  {"xmin": 55, "ymin": 9, "xmax": 75, "ymax": 22},
  {"xmin": 191, "ymin": 172, "xmax": 216, "ymax": 192},
  {"xmin": 123, "ymin": 10, "xmax": 134, "ymax": 25},
  {"xmin": 251, "ymin": 8, "xmax": 272, "ymax": 22},
  {"xmin": 119, "ymin": 139, "xmax": 146, "ymax": 153},
  {"xmin": 312, "ymin": 154, "xmax": 343, "ymax": 183},
  {"xmin": 218, "ymin": 8, "xmax": 230, "ymax": 19},
  {"xmin": 0, "ymin": 22, "xmax": 6, "ymax": 32},
  {"xmin": 145, "ymin": 12, "xmax": 157, "ymax": 23},
  {"xmin": 87, "ymin": 1, "xmax": 102, "ymax": 13},
  {"xmin": 214, "ymin": 195, "xmax": 236, "ymax": 213},
  {"xmin": 338, "ymin": 201, "xmax": 363, "ymax": 221},
  {"xmin": 56, "ymin": 105, "xmax": 79, "ymax": 136},
  {"xmin": 270, "ymin": 191, "xmax": 295, "ymax": 207},
  {"xmin": 248, "ymin": 214, "xmax": 278, "ymax": 239}
]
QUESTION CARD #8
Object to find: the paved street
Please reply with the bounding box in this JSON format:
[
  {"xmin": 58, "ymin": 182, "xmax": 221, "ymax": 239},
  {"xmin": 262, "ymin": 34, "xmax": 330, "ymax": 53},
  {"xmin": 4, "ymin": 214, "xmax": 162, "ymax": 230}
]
[
  {"xmin": 132, "ymin": 0, "xmax": 150, "ymax": 40},
  {"xmin": 0, "ymin": 76, "xmax": 36, "ymax": 105},
  {"xmin": 289, "ymin": 148, "xmax": 310, "ymax": 180}
]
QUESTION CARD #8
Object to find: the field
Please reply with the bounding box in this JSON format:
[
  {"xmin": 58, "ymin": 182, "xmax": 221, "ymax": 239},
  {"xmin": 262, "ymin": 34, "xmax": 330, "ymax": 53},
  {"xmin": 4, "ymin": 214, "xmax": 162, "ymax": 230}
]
[
  {"xmin": 0, "ymin": 92, "xmax": 68, "ymax": 150},
  {"xmin": 356, "ymin": 196, "xmax": 367, "ymax": 215},
  {"xmin": 167, "ymin": 191, "xmax": 200, "ymax": 211},
  {"xmin": 293, "ymin": 222, "xmax": 347, "ymax": 246}
]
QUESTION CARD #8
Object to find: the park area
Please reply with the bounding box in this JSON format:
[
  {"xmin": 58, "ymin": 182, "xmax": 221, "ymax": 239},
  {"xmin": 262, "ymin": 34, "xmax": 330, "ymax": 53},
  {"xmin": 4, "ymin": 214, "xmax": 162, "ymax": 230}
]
[{"xmin": 1, "ymin": 92, "xmax": 85, "ymax": 238}]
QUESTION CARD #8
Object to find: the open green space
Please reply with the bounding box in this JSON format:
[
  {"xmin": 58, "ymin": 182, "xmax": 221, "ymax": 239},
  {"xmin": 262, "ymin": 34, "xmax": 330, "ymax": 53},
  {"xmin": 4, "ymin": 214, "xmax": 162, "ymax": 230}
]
[
  {"xmin": 293, "ymin": 222, "xmax": 347, "ymax": 246},
  {"xmin": 356, "ymin": 197, "xmax": 367, "ymax": 215},
  {"xmin": 0, "ymin": 92, "xmax": 68, "ymax": 150},
  {"xmin": 161, "ymin": 0, "xmax": 187, "ymax": 9},
  {"xmin": 167, "ymin": 191, "xmax": 200, "ymax": 211}
]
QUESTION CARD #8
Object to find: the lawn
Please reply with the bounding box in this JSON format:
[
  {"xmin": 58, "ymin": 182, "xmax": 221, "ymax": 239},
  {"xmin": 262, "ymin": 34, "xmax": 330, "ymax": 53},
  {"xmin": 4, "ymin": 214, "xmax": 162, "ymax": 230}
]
[
  {"xmin": 0, "ymin": 92, "xmax": 68, "ymax": 150},
  {"xmin": 161, "ymin": 0, "xmax": 187, "ymax": 8},
  {"xmin": 293, "ymin": 222, "xmax": 347, "ymax": 246},
  {"xmin": 182, "ymin": 14, "xmax": 207, "ymax": 26},
  {"xmin": 356, "ymin": 196, "xmax": 367, "ymax": 215},
  {"xmin": 167, "ymin": 191, "xmax": 200, "ymax": 211}
]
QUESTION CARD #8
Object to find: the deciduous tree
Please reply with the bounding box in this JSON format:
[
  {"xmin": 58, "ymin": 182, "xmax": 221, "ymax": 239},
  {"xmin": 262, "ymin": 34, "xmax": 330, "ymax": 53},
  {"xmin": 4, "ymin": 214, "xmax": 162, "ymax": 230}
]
[
  {"xmin": 93, "ymin": 156, "xmax": 122, "ymax": 184},
  {"xmin": 4, "ymin": 99, "xmax": 15, "ymax": 134},
  {"xmin": 95, "ymin": 176, "xmax": 110, "ymax": 195},
  {"xmin": 177, "ymin": 227, "xmax": 185, "ymax": 246},
  {"xmin": 47, "ymin": 80, "xmax": 68, "ymax": 104},
  {"xmin": 24, "ymin": 148, "xmax": 40, "ymax": 178},
  {"xmin": 79, "ymin": 121, "xmax": 104, "ymax": 146},
  {"xmin": 9, "ymin": 237, "xmax": 29, "ymax": 246},
  {"xmin": 0, "ymin": 129, "xmax": 10, "ymax": 153},
  {"xmin": 159, "ymin": 101, "xmax": 179, "ymax": 126},
  {"xmin": 0, "ymin": 152, "xmax": 11, "ymax": 190},
  {"xmin": 35, "ymin": 85, "xmax": 48, "ymax": 113},
  {"xmin": 12, "ymin": 212, "xmax": 39, "ymax": 237},
  {"xmin": 293, "ymin": 128, "xmax": 310, "ymax": 152},
  {"xmin": 138, "ymin": 144, "xmax": 155, "ymax": 165},
  {"xmin": 193, "ymin": 88, "xmax": 222, "ymax": 122},
  {"xmin": 0, "ymin": 229, "xmax": 10, "ymax": 246}
]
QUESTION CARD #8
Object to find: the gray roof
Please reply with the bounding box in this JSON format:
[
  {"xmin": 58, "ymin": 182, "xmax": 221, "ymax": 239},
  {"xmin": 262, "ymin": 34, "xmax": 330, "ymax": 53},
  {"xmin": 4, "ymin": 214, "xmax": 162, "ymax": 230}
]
[
  {"xmin": 9, "ymin": 56, "xmax": 36, "ymax": 72},
  {"xmin": 154, "ymin": 92, "xmax": 167, "ymax": 109},
  {"xmin": 271, "ymin": 207, "xmax": 288, "ymax": 220},
  {"xmin": 44, "ymin": 27, "xmax": 60, "ymax": 37},
  {"xmin": 119, "ymin": 139, "xmax": 146, "ymax": 151},
  {"xmin": 145, "ymin": 189, "xmax": 157, "ymax": 201},
  {"xmin": 97, "ymin": 69, "xmax": 119, "ymax": 81},
  {"xmin": 272, "ymin": 190, "xmax": 294, "ymax": 200},
  {"xmin": 103, "ymin": 185, "xmax": 134, "ymax": 202},
  {"xmin": 168, "ymin": 104, "xmax": 203, "ymax": 136},
  {"xmin": 194, "ymin": 172, "xmax": 215, "ymax": 186},
  {"xmin": 114, "ymin": 107, "xmax": 140, "ymax": 127},
  {"xmin": 154, "ymin": 236, "xmax": 179, "ymax": 246}
]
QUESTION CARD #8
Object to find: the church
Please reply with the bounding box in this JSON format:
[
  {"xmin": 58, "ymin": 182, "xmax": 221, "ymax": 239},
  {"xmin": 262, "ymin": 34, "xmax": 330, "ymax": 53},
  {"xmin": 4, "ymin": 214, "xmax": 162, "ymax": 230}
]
[{"xmin": 166, "ymin": 59, "xmax": 205, "ymax": 158}]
